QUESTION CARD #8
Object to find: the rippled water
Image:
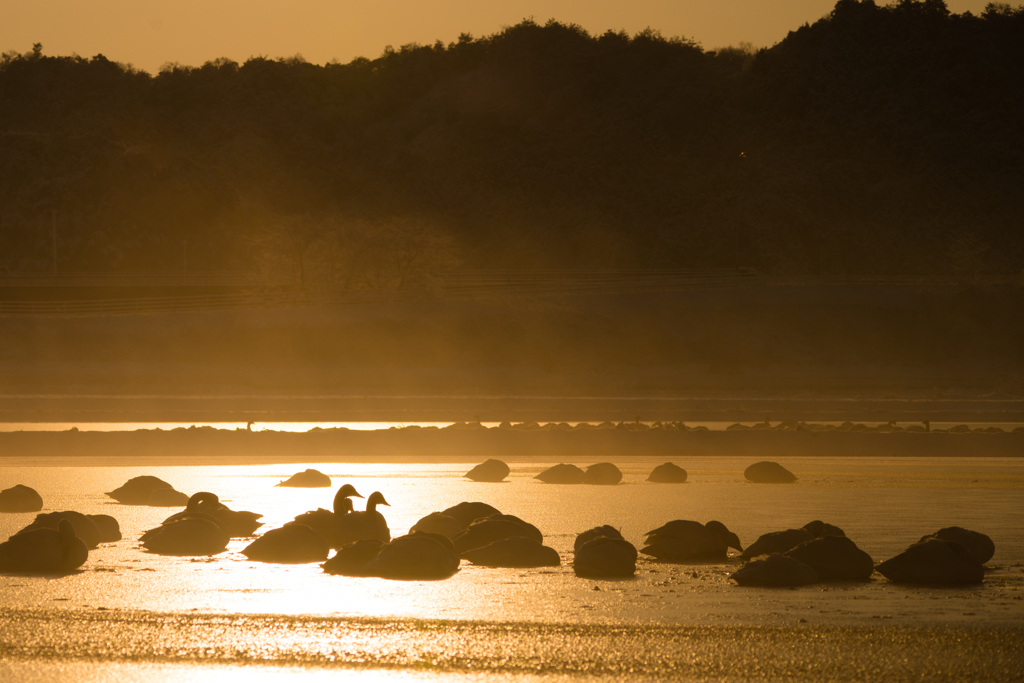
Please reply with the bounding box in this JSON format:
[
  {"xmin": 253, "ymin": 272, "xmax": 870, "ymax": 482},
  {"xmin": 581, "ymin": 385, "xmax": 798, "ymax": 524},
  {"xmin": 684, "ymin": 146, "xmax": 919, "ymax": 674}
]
[
  {"xmin": 2, "ymin": 455, "xmax": 1023, "ymax": 682},
  {"xmin": 1, "ymin": 456, "xmax": 1022, "ymax": 620}
]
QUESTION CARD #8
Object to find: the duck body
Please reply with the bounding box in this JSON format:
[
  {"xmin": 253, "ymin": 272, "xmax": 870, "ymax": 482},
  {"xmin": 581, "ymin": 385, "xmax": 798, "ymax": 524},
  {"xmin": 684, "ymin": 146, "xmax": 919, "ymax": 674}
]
[
  {"xmin": 336, "ymin": 491, "xmax": 391, "ymax": 545},
  {"xmin": 574, "ymin": 536, "xmax": 638, "ymax": 578},
  {"xmin": 784, "ymin": 535, "xmax": 874, "ymax": 581},
  {"xmin": 241, "ymin": 524, "xmax": 329, "ymax": 563},
  {"xmin": 647, "ymin": 463, "xmax": 688, "ymax": 483},
  {"xmin": 365, "ymin": 533, "xmax": 461, "ymax": 579},
  {"xmin": 453, "ymin": 518, "xmax": 541, "ymax": 554},
  {"xmin": 140, "ymin": 517, "xmax": 229, "ymax": 556},
  {"xmin": 731, "ymin": 554, "xmax": 819, "ymax": 587},
  {"xmin": 876, "ymin": 539, "xmax": 983, "ymax": 584},
  {"xmin": 162, "ymin": 492, "xmax": 262, "ymax": 537},
  {"xmin": 277, "ymin": 469, "xmax": 332, "ymax": 488},
  {"xmin": 739, "ymin": 528, "xmax": 813, "ymax": 560},
  {"xmin": 290, "ymin": 484, "xmax": 362, "ymax": 548},
  {"xmin": 0, "ymin": 519, "xmax": 88, "ymax": 573},
  {"xmin": 440, "ymin": 502, "xmax": 501, "ymax": 528},
  {"xmin": 462, "ymin": 536, "xmax": 560, "ymax": 568},
  {"xmin": 0, "ymin": 484, "xmax": 44, "ymax": 512},
  {"xmin": 641, "ymin": 520, "xmax": 741, "ymax": 562},
  {"xmin": 17, "ymin": 511, "xmax": 103, "ymax": 550},
  {"xmin": 464, "ymin": 459, "xmax": 510, "ymax": 483}
]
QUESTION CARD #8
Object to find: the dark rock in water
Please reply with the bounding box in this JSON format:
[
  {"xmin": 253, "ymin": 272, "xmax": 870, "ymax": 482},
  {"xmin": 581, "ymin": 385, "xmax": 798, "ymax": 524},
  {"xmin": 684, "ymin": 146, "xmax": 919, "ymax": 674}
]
[
  {"xmin": 739, "ymin": 528, "xmax": 814, "ymax": 560},
  {"xmin": 534, "ymin": 463, "xmax": 585, "ymax": 484},
  {"xmin": 453, "ymin": 518, "xmax": 542, "ymax": 554},
  {"xmin": 440, "ymin": 501, "xmax": 502, "ymax": 528},
  {"xmin": 574, "ymin": 525, "xmax": 624, "ymax": 553},
  {"xmin": 641, "ymin": 519, "xmax": 742, "ymax": 562},
  {"xmin": 411, "ymin": 512, "xmax": 464, "ymax": 538},
  {"xmin": 146, "ymin": 488, "xmax": 190, "ymax": 507},
  {"xmin": 574, "ymin": 536, "xmax": 638, "ymax": 578},
  {"xmin": 87, "ymin": 514, "xmax": 122, "ymax": 543},
  {"xmin": 802, "ymin": 520, "xmax": 846, "ymax": 538},
  {"xmin": 462, "ymin": 536, "xmax": 560, "ymax": 567},
  {"xmin": 785, "ymin": 535, "xmax": 874, "ymax": 580},
  {"xmin": 731, "ymin": 554, "xmax": 819, "ymax": 587},
  {"xmin": 106, "ymin": 476, "xmax": 180, "ymax": 505},
  {"xmin": 744, "ymin": 461, "xmax": 797, "ymax": 483},
  {"xmin": 647, "ymin": 463, "xmax": 688, "ymax": 483},
  {"xmin": 366, "ymin": 533, "xmax": 460, "ymax": 579},
  {"xmin": 242, "ymin": 524, "xmax": 329, "ymax": 564},
  {"xmin": 276, "ymin": 469, "xmax": 332, "ymax": 488},
  {"xmin": 0, "ymin": 484, "xmax": 44, "ymax": 512},
  {"xmin": 876, "ymin": 539, "xmax": 984, "ymax": 584},
  {"xmin": 0, "ymin": 519, "xmax": 88, "ymax": 573},
  {"xmin": 918, "ymin": 527, "xmax": 994, "ymax": 564},
  {"xmin": 464, "ymin": 459, "xmax": 510, "ymax": 483},
  {"xmin": 322, "ymin": 539, "xmax": 386, "ymax": 576},
  {"xmin": 17, "ymin": 511, "xmax": 103, "ymax": 550},
  {"xmin": 583, "ymin": 462, "xmax": 622, "ymax": 485}
]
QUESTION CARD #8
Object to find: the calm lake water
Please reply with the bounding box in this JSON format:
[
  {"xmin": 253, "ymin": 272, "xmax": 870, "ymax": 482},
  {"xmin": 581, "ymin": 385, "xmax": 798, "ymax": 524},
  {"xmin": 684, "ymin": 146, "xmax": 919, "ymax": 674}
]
[{"xmin": 2, "ymin": 454, "xmax": 1023, "ymax": 682}]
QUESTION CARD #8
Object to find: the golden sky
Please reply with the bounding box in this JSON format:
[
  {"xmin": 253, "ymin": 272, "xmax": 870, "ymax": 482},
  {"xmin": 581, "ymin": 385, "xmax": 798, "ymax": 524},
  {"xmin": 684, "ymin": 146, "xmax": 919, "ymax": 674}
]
[{"xmin": 3, "ymin": 1, "xmax": 996, "ymax": 73}]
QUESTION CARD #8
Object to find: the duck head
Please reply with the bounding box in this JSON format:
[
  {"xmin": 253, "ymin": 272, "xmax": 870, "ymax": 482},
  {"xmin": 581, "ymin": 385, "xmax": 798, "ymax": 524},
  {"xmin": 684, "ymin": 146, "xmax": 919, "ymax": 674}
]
[{"xmin": 366, "ymin": 491, "xmax": 390, "ymax": 512}]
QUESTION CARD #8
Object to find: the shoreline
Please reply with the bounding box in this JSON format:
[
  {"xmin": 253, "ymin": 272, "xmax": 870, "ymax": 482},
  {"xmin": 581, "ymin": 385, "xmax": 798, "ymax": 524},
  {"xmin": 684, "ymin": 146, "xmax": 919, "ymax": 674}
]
[{"xmin": 0, "ymin": 427, "xmax": 1022, "ymax": 463}]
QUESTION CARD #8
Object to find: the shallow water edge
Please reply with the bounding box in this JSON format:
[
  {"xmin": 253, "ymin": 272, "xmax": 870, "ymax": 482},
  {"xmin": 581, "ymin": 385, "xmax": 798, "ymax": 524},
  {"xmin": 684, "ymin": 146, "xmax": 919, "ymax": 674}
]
[{"xmin": 2, "ymin": 608, "xmax": 1023, "ymax": 682}]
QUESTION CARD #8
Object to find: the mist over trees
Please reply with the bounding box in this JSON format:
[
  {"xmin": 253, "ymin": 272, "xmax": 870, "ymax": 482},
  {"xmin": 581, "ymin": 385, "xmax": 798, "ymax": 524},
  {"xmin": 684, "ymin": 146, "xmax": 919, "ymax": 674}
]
[{"xmin": 1, "ymin": 0, "xmax": 1022, "ymax": 284}]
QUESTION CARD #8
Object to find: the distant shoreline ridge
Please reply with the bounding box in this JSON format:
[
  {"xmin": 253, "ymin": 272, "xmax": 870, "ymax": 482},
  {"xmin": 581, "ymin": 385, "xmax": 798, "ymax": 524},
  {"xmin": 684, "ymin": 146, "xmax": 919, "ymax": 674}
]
[{"xmin": 0, "ymin": 425, "xmax": 1020, "ymax": 463}]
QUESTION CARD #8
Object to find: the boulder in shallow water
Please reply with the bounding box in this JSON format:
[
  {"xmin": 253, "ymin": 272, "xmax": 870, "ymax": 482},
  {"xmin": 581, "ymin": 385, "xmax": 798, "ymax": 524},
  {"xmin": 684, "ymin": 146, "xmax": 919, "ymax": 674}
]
[
  {"xmin": 917, "ymin": 527, "xmax": 994, "ymax": 564},
  {"xmin": 0, "ymin": 484, "xmax": 43, "ymax": 512},
  {"xmin": 276, "ymin": 469, "xmax": 332, "ymax": 488},
  {"xmin": 534, "ymin": 463, "xmax": 585, "ymax": 484},
  {"xmin": 876, "ymin": 539, "xmax": 984, "ymax": 584},
  {"xmin": 464, "ymin": 459, "xmax": 510, "ymax": 483},
  {"xmin": 583, "ymin": 462, "xmax": 622, "ymax": 485},
  {"xmin": 744, "ymin": 461, "xmax": 797, "ymax": 483},
  {"xmin": 647, "ymin": 462, "xmax": 688, "ymax": 483},
  {"xmin": 731, "ymin": 554, "xmax": 819, "ymax": 587}
]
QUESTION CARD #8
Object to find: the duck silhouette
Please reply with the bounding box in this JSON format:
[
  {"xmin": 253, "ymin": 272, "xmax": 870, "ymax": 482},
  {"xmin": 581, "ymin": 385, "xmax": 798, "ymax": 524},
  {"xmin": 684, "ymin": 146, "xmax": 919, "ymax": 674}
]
[
  {"xmin": 290, "ymin": 483, "xmax": 362, "ymax": 548},
  {"xmin": 336, "ymin": 491, "xmax": 391, "ymax": 545},
  {"xmin": 161, "ymin": 492, "xmax": 262, "ymax": 537},
  {"xmin": 0, "ymin": 519, "xmax": 88, "ymax": 573}
]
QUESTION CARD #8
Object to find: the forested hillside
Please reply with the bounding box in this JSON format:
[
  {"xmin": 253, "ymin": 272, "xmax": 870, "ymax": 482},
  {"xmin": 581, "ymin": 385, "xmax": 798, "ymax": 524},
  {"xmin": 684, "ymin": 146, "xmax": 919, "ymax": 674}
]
[{"xmin": 2, "ymin": 0, "xmax": 1022, "ymax": 286}]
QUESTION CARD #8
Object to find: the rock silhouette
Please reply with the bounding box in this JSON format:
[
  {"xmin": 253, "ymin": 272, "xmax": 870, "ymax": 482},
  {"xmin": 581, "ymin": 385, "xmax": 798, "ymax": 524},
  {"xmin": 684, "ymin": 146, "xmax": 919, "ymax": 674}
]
[
  {"xmin": 0, "ymin": 484, "xmax": 43, "ymax": 512},
  {"xmin": 731, "ymin": 554, "xmax": 819, "ymax": 587},
  {"xmin": 646, "ymin": 463, "xmax": 688, "ymax": 483},
  {"xmin": 277, "ymin": 469, "xmax": 332, "ymax": 488},
  {"xmin": 464, "ymin": 459, "xmax": 510, "ymax": 482},
  {"xmin": 744, "ymin": 461, "xmax": 797, "ymax": 483},
  {"xmin": 583, "ymin": 462, "xmax": 622, "ymax": 485},
  {"xmin": 876, "ymin": 539, "xmax": 984, "ymax": 584},
  {"xmin": 534, "ymin": 463, "xmax": 585, "ymax": 484}
]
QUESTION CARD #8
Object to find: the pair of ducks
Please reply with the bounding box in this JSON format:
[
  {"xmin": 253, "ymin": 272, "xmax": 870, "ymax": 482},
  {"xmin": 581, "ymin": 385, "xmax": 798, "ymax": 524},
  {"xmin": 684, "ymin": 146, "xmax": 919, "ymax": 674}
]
[
  {"xmin": 142, "ymin": 485, "xmax": 390, "ymax": 560},
  {"xmin": 241, "ymin": 485, "xmax": 390, "ymax": 563}
]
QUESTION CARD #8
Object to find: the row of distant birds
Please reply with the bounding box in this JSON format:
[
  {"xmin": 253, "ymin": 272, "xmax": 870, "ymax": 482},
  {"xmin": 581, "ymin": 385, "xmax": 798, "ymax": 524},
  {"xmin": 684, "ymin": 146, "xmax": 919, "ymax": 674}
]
[{"xmin": 0, "ymin": 463, "xmax": 995, "ymax": 585}]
